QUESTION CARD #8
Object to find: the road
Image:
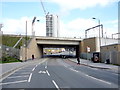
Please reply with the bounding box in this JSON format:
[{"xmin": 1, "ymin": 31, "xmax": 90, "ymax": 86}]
[{"xmin": 0, "ymin": 58, "xmax": 119, "ymax": 89}]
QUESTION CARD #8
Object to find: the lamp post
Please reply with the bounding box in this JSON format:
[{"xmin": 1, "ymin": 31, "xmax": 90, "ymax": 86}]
[
  {"xmin": 0, "ymin": 24, "xmax": 3, "ymax": 31},
  {"xmin": 24, "ymin": 18, "xmax": 39, "ymax": 61},
  {"xmin": 32, "ymin": 17, "xmax": 40, "ymax": 37},
  {"xmin": 92, "ymin": 18, "xmax": 101, "ymax": 38},
  {"xmin": 0, "ymin": 24, "xmax": 3, "ymax": 59},
  {"xmin": 25, "ymin": 21, "xmax": 27, "ymax": 61},
  {"xmin": 92, "ymin": 17, "xmax": 101, "ymax": 50}
]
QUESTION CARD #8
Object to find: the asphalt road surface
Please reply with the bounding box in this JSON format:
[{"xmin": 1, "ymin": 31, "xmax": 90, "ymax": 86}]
[{"xmin": 0, "ymin": 58, "xmax": 119, "ymax": 89}]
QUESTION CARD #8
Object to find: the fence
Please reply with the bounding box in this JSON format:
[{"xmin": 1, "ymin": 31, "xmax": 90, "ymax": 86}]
[
  {"xmin": 80, "ymin": 52, "xmax": 93, "ymax": 60},
  {"xmin": 101, "ymin": 51, "xmax": 120, "ymax": 65},
  {"xmin": 2, "ymin": 45, "xmax": 20, "ymax": 59}
]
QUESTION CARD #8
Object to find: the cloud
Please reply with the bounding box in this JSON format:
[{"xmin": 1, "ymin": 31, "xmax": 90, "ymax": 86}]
[
  {"xmin": 2, "ymin": 0, "xmax": 48, "ymax": 2},
  {"xmin": 50, "ymin": 0, "xmax": 118, "ymax": 11},
  {"xmin": 2, "ymin": 17, "xmax": 118, "ymax": 39},
  {"xmin": 103, "ymin": 20, "xmax": 118, "ymax": 38},
  {"xmin": 66, "ymin": 18, "xmax": 96, "ymax": 30},
  {"xmin": 59, "ymin": 18, "xmax": 97, "ymax": 38},
  {"xmin": 59, "ymin": 18, "xmax": 118, "ymax": 38},
  {"xmin": 46, "ymin": 0, "xmax": 119, "ymax": 18},
  {"xmin": 34, "ymin": 21, "xmax": 46, "ymax": 36},
  {"xmin": 2, "ymin": 16, "xmax": 46, "ymax": 36}
]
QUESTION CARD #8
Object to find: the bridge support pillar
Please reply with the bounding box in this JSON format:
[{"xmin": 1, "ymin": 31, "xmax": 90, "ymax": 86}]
[
  {"xmin": 76, "ymin": 42, "xmax": 81, "ymax": 58},
  {"xmin": 20, "ymin": 38, "xmax": 43, "ymax": 61}
]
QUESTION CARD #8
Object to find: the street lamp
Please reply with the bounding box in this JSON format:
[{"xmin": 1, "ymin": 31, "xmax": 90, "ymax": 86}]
[
  {"xmin": 32, "ymin": 17, "xmax": 40, "ymax": 37},
  {"xmin": 92, "ymin": 17, "xmax": 101, "ymax": 52},
  {"xmin": 92, "ymin": 17, "xmax": 100, "ymax": 38},
  {"xmin": 24, "ymin": 18, "xmax": 40, "ymax": 61},
  {"xmin": 0, "ymin": 24, "xmax": 3, "ymax": 31},
  {"xmin": 25, "ymin": 21, "xmax": 28, "ymax": 61}
]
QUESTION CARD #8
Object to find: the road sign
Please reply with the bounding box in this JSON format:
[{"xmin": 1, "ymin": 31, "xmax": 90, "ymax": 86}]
[{"xmin": 87, "ymin": 46, "xmax": 90, "ymax": 52}]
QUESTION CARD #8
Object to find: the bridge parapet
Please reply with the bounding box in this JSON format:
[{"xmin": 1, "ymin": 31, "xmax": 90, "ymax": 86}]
[
  {"xmin": 36, "ymin": 36, "xmax": 82, "ymax": 41},
  {"xmin": 36, "ymin": 36, "xmax": 82, "ymax": 45}
]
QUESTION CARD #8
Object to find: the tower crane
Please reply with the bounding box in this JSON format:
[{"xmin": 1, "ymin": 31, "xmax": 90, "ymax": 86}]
[{"xmin": 40, "ymin": 0, "xmax": 49, "ymax": 16}]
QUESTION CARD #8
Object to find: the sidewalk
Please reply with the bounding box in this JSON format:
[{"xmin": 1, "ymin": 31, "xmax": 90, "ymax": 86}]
[
  {"xmin": 0, "ymin": 58, "xmax": 46, "ymax": 81},
  {"xmin": 69, "ymin": 58, "xmax": 119, "ymax": 73}
]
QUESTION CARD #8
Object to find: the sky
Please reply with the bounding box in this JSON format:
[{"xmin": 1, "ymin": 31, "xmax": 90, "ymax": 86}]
[{"xmin": 0, "ymin": 0, "xmax": 119, "ymax": 38}]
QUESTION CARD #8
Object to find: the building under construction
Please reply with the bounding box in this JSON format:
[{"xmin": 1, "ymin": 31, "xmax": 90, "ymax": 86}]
[{"xmin": 46, "ymin": 14, "xmax": 59, "ymax": 37}]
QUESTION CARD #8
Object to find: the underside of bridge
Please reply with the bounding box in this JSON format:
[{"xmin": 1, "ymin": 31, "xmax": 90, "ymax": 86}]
[
  {"xmin": 20, "ymin": 37, "xmax": 81, "ymax": 61},
  {"xmin": 37, "ymin": 44, "xmax": 80, "ymax": 58}
]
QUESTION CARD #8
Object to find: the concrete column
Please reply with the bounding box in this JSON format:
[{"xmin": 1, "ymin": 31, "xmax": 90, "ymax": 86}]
[
  {"xmin": 76, "ymin": 43, "xmax": 80, "ymax": 58},
  {"xmin": 38, "ymin": 45, "xmax": 43, "ymax": 58},
  {"xmin": 118, "ymin": 51, "xmax": 120, "ymax": 65},
  {"xmin": 0, "ymin": 31, "xmax": 2, "ymax": 59},
  {"xmin": 118, "ymin": 2, "xmax": 120, "ymax": 44},
  {"xmin": 20, "ymin": 38, "xmax": 43, "ymax": 61}
]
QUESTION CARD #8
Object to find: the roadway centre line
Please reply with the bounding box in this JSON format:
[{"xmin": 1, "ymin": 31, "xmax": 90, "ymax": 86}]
[
  {"xmin": 32, "ymin": 63, "xmax": 40, "ymax": 71},
  {"xmin": 7, "ymin": 75, "xmax": 29, "ymax": 78},
  {"xmin": 32, "ymin": 67, "xmax": 36, "ymax": 71},
  {"xmin": 28, "ymin": 73, "xmax": 32, "ymax": 82},
  {"xmin": 0, "ymin": 80, "xmax": 28, "ymax": 85},
  {"xmin": 85, "ymin": 75, "xmax": 111, "ymax": 85},
  {"xmin": 52, "ymin": 80, "xmax": 60, "ymax": 90},
  {"xmin": 35, "ymin": 65, "xmax": 38, "ymax": 68},
  {"xmin": 45, "ymin": 65, "xmax": 47, "ymax": 69},
  {"xmin": 38, "ymin": 58, "xmax": 48, "ymax": 65},
  {"xmin": 45, "ymin": 61, "xmax": 48, "ymax": 69},
  {"xmin": 46, "ymin": 70, "xmax": 50, "ymax": 76}
]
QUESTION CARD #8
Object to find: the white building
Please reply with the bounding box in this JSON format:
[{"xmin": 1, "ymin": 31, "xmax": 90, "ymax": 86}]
[{"xmin": 46, "ymin": 14, "xmax": 59, "ymax": 37}]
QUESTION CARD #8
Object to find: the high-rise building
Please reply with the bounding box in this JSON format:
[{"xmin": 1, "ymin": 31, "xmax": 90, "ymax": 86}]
[{"xmin": 46, "ymin": 14, "xmax": 59, "ymax": 37}]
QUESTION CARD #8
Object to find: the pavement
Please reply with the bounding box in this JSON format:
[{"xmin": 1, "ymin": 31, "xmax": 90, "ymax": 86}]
[
  {"xmin": 0, "ymin": 58, "xmax": 46, "ymax": 81},
  {"xmin": 68, "ymin": 58, "xmax": 119, "ymax": 73}
]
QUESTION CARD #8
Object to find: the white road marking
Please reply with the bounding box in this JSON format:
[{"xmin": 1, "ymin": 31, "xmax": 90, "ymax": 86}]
[
  {"xmin": 13, "ymin": 72, "xmax": 30, "ymax": 75},
  {"xmin": 111, "ymin": 73, "xmax": 118, "ymax": 76},
  {"xmin": 7, "ymin": 75, "xmax": 29, "ymax": 78},
  {"xmin": 38, "ymin": 71, "xmax": 46, "ymax": 74},
  {"xmin": 90, "ymin": 68, "xmax": 98, "ymax": 70},
  {"xmin": 39, "ymin": 60, "xmax": 47, "ymax": 65},
  {"xmin": 46, "ymin": 70, "xmax": 50, "ymax": 76},
  {"xmin": 64, "ymin": 66, "xmax": 67, "ymax": 68},
  {"xmin": 46, "ymin": 61, "xmax": 47, "ymax": 65},
  {"xmin": 45, "ymin": 61, "xmax": 48, "ymax": 69},
  {"xmin": 32, "ymin": 67, "xmax": 36, "ymax": 71},
  {"xmin": 63, "ymin": 64, "xmax": 67, "ymax": 68},
  {"xmin": 35, "ymin": 65, "xmax": 38, "ymax": 67},
  {"xmin": 0, "ymin": 80, "xmax": 27, "ymax": 85},
  {"xmin": 28, "ymin": 73, "xmax": 32, "ymax": 82},
  {"xmin": 52, "ymin": 80, "xmax": 60, "ymax": 90},
  {"xmin": 45, "ymin": 65, "xmax": 47, "ymax": 69},
  {"xmin": 85, "ymin": 75, "xmax": 111, "ymax": 85},
  {"xmin": 20, "ymin": 72, "xmax": 31, "ymax": 74},
  {"xmin": 70, "ymin": 68, "xmax": 79, "ymax": 72}
]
